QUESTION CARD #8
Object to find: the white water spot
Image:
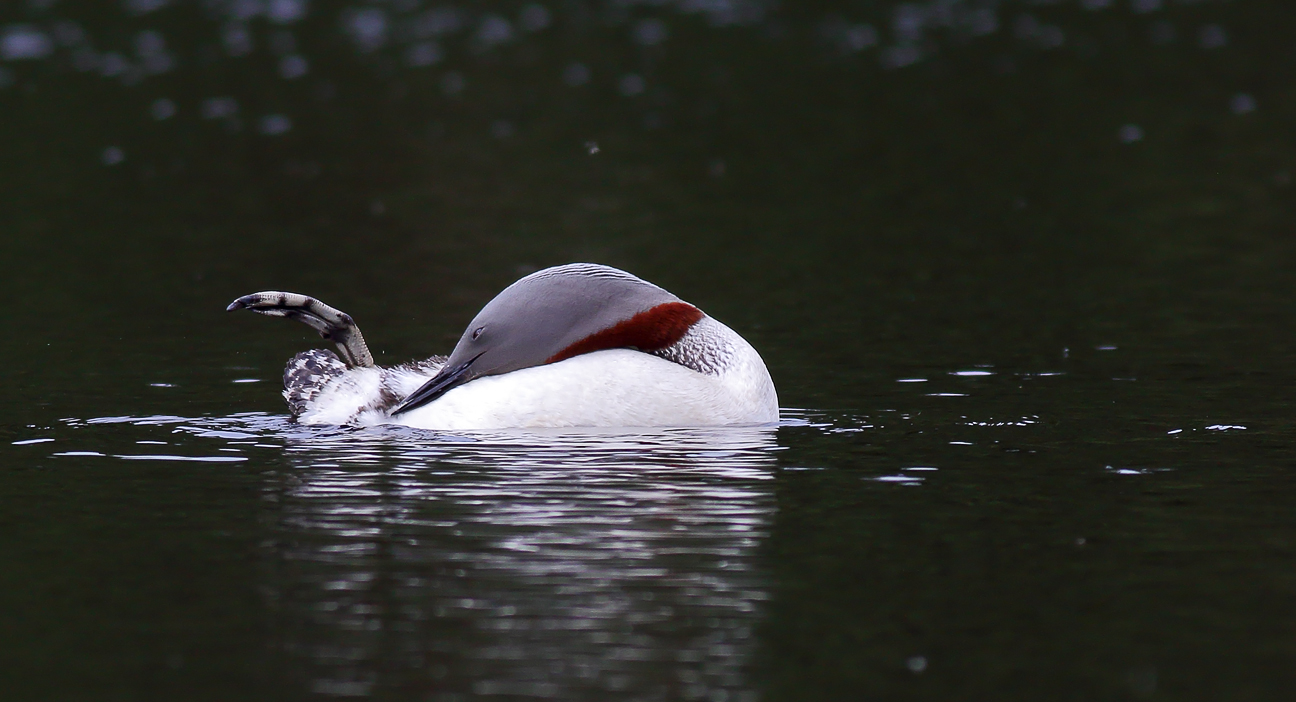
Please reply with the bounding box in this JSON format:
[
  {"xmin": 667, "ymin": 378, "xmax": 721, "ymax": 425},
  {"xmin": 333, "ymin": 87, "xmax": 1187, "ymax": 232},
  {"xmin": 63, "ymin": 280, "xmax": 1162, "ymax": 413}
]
[
  {"xmin": 99, "ymin": 52, "xmax": 131, "ymax": 78},
  {"xmin": 259, "ymin": 115, "xmax": 292, "ymax": 135},
  {"xmin": 903, "ymin": 466, "xmax": 938, "ymax": 472},
  {"xmin": 124, "ymin": 0, "xmax": 170, "ymax": 16},
  {"xmin": 1037, "ymin": 25, "xmax": 1064, "ymax": 49},
  {"xmin": 680, "ymin": 0, "xmax": 766, "ymax": 26},
  {"xmin": 881, "ymin": 44, "xmax": 920, "ymax": 69},
  {"xmin": 1106, "ymin": 465, "xmax": 1171, "ymax": 475},
  {"xmin": 201, "ymin": 96, "xmax": 238, "ymax": 119},
  {"xmin": 267, "ymin": 0, "xmax": 308, "ymax": 24},
  {"xmin": 102, "ymin": 146, "xmax": 125, "ymax": 165},
  {"xmin": 952, "ymin": 370, "xmax": 993, "ymax": 377},
  {"xmin": 893, "ymin": 4, "xmax": 925, "ymax": 43},
  {"xmin": 150, "ymin": 98, "xmax": 176, "ymax": 120},
  {"xmin": 1, "ymin": 25, "xmax": 53, "ymax": 60},
  {"xmin": 54, "ymin": 451, "xmax": 106, "ymax": 457},
  {"xmin": 84, "ymin": 415, "xmax": 188, "ymax": 426},
  {"xmin": 562, "ymin": 62, "xmax": 590, "ymax": 86},
  {"xmin": 585, "ymin": 140, "xmax": 599, "ymax": 155},
  {"xmin": 875, "ymin": 475, "xmax": 923, "ymax": 484},
  {"xmin": 906, "ymin": 655, "xmax": 928, "ymax": 673},
  {"xmin": 223, "ymin": 22, "xmax": 253, "ymax": 56},
  {"xmin": 618, "ymin": 73, "xmax": 645, "ymax": 96},
  {"xmin": 927, "ymin": 393, "xmax": 967, "ymax": 397},
  {"xmin": 519, "ymin": 4, "xmax": 551, "ymax": 33},
  {"xmin": 966, "ymin": 9, "xmax": 997, "ymax": 36},
  {"xmin": 223, "ymin": 0, "xmax": 264, "ymax": 21},
  {"xmin": 405, "ymin": 41, "xmax": 442, "ymax": 67},
  {"xmin": 279, "ymin": 54, "xmax": 308, "ymax": 79},
  {"xmin": 843, "ymin": 24, "xmax": 878, "ymax": 51},
  {"xmin": 12, "ymin": 438, "xmax": 54, "ymax": 445},
  {"xmin": 1205, "ymin": 424, "xmax": 1246, "ymax": 431},
  {"xmin": 1230, "ymin": 93, "xmax": 1256, "ymax": 115},
  {"xmin": 896, "ymin": 378, "xmax": 928, "ymax": 383},
  {"xmin": 344, "ymin": 7, "xmax": 388, "ymax": 52},
  {"xmin": 1167, "ymin": 428, "xmax": 1182, "ymax": 435},
  {"xmin": 113, "ymin": 454, "xmax": 249, "ymax": 463},
  {"xmin": 1096, "ymin": 344, "xmax": 1119, "ymax": 350},
  {"xmin": 820, "ymin": 17, "xmax": 879, "ymax": 53},
  {"xmin": 963, "ymin": 416, "xmax": 1038, "ymax": 427},
  {"xmin": 633, "ymin": 18, "xmax": 669, "ymax": 47},
  {"xmin": 134, "ymin": 30, "xmax": 173, "ymax": 74},
  {"xmin": 475, "ymin": 15, "xmax": 514, "ymax": 49},
  {"xmin": 232, "ymin": 378, "xmax": 263, "ymax": 384},
  {"xmin": 950, "ymin": 441, "xmax": 973, "ymax": 445},
  {"xmin": 1119, "ymin": 124, "xmax": 1144, "ymax": 143}
]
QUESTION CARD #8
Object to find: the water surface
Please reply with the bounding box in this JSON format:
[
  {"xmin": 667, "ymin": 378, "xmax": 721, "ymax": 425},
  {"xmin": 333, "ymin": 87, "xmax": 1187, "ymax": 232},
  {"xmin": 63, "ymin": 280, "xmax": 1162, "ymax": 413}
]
[{"xmin": 3, "ymin": 1, "xmax": 1296, "ymax": 699}]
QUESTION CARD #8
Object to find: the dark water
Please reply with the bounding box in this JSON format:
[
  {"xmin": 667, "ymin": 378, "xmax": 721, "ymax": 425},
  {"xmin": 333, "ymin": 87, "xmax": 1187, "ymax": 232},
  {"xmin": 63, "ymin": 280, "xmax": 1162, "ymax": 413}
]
[{"xmin": 3, "ymin": 0, "xmax": 1296, "ymax": 699}]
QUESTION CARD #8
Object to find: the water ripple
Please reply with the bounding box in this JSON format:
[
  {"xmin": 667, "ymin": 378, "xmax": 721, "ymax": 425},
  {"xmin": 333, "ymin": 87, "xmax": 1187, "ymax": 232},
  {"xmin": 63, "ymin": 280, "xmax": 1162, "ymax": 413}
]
[{"xmin": 60, "ymin": 412, "xmax": 782, "ymax": 699}]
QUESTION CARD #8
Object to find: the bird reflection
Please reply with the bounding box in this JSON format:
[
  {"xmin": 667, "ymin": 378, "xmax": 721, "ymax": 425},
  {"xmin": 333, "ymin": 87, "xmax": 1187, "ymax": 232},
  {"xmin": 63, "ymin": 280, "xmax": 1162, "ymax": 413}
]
[{"xmin": 252, "ymin": 421, "xmax": 777, "ymax": 700}]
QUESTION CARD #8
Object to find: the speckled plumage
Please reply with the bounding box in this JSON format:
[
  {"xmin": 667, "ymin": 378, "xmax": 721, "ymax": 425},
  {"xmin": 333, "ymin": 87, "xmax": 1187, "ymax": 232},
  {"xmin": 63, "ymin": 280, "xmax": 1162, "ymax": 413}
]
[
  {"xmin": 283, "ymin": 349, "xmax": 447, "ymax": 424},
  {"xmin": 283, "ymin": 349, "xmax": 349, "ymax": 416}
]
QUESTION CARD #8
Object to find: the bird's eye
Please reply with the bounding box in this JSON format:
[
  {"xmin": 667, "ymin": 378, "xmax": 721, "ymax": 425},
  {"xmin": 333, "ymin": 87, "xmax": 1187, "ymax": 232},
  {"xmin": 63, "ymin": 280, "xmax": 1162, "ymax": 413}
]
[{"xmin": 472, "ymin": 326, "xmax": 485, "ymax": 340}]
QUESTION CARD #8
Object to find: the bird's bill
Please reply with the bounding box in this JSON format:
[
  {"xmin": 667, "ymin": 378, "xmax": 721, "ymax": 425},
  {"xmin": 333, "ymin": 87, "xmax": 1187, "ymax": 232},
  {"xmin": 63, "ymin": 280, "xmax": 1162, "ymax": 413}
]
[{"xmin": 389, "ymin": 354, "xmax": 481, "ymax": 415}]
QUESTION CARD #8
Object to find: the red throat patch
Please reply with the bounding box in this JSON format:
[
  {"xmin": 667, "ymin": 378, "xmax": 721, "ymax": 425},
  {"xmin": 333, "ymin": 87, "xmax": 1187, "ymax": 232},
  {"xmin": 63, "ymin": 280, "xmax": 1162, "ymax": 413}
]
[{"xmin": 546, "ymin": 301, "xmax": 704, "ymax": 364}]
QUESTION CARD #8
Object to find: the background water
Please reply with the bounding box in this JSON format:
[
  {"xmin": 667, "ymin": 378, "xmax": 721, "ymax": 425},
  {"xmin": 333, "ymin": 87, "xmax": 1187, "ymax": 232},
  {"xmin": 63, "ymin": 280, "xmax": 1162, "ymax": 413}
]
[{"xmin": 2, "ymin": 0, "xmax": 1295, "ymax": 699}]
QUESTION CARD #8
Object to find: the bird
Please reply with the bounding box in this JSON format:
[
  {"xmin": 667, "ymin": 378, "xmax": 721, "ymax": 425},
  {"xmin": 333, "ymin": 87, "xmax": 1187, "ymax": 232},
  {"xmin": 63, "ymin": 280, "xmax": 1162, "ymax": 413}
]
[{"xmin": 226, "ymin": 263, "xmax": 778, "ymax": 430}]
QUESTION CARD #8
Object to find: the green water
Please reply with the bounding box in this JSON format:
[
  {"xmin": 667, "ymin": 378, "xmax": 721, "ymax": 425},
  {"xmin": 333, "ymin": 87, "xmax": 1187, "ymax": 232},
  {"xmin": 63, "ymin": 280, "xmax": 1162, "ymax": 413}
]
[{"xmin": 2, "ymin": 1, "xmax": 1295, "ymax": 699}]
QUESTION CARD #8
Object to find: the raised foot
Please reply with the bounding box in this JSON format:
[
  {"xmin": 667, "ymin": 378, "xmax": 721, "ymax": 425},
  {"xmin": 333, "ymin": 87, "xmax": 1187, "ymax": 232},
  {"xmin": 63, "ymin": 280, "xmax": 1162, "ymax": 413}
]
[{"xmin": 227, "ymin": 291, "xmax": 375, "ymax": 369}]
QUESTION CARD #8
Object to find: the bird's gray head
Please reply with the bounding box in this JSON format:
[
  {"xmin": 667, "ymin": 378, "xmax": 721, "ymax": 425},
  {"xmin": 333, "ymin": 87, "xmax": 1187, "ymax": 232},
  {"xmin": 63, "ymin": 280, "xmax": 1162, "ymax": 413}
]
[{"xmin": 391, "ymin": 263, "xmax": 705, "ymax": 415}]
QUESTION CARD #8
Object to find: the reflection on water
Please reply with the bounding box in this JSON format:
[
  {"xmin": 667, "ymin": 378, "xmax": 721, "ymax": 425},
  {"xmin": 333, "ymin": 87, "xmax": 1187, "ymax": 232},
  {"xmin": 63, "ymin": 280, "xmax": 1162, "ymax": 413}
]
[{"xmin": 64, "ymin": 415, "xmax": 779, "ymax": 700}]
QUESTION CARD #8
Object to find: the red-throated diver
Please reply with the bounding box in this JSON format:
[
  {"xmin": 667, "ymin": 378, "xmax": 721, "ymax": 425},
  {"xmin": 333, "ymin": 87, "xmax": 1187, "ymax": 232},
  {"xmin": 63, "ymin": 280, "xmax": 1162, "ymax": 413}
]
[{"xmin": 227, "ymin": 263, "xmax": 778, "ymax": 430}]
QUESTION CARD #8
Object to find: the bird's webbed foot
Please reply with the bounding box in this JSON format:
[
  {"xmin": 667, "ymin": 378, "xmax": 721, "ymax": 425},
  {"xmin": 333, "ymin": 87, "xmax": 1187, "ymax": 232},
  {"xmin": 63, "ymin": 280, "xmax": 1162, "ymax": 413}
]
[{"xmin": 227, "ymin": 291, "xmax": 375, "ymax": 369}]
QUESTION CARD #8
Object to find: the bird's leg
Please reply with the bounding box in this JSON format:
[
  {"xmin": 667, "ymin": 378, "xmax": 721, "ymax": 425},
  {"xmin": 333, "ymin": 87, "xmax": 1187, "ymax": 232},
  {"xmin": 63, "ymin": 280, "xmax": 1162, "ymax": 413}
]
[{"xmin": 227, "ymin": 291, "xmax": 375, "ymax": 369}]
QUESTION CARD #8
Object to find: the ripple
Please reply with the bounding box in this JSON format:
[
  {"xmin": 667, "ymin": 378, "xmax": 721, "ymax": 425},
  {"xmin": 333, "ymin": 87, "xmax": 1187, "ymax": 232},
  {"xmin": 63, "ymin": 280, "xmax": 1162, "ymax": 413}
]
[
  {"xmin": 61, "ymin": 411, "xmax": 784, "ymax": 699},
  {"xmin": 111, "ymin": 454, "xmax": 248, "ymax": 462}
]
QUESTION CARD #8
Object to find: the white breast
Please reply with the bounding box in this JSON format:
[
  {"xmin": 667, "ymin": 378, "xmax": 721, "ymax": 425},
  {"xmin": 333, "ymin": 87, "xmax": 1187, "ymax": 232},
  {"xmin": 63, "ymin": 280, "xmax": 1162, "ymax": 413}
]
[{"xmin": 296, "ymin": 317, "xmax": 778, "ymax": 430}]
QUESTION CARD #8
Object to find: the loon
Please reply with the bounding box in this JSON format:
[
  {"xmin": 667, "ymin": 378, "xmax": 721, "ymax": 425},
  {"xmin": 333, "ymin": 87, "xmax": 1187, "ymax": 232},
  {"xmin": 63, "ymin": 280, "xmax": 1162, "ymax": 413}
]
[{"xmin": 227, "ymin": 263, "xmax": 778, "ymax": 430}]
